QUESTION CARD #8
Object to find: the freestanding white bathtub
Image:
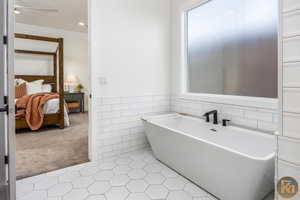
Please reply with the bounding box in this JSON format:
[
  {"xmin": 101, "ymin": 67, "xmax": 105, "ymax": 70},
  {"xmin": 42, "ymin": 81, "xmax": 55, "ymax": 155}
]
[{"xmin": 143, "ymin": 114, "xmax": 275, "ymax": 200}]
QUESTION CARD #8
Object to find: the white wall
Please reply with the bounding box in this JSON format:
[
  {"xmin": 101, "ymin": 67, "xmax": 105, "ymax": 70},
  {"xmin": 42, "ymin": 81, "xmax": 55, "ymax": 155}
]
[
  {"xmin": 15, "ymin": 23, "xmax": 89, "ymax": 111},
  {"xmin": 170, "ymin": 0, "xmax": 278, "ymax": 133},
  {"xmin": 91, "ymin": 0, "xmax": 171, "ymax": 97},
  {"xmin": 89, "ymin": 0, "xmax": 279, "ymax": 161},
  {"xmin": 90, "ymin": 0, "xmax": 171, "ymax": 159},
  {"xmin": 277, "ymin": 0, "xmax": 300, "ymax": 199}
]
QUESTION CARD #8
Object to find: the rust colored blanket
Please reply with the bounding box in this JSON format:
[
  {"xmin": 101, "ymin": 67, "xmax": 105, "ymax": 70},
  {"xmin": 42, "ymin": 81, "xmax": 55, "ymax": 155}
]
[{"xmin": 16, "ymin": 93, "xmax": 59, "ymax": 130}]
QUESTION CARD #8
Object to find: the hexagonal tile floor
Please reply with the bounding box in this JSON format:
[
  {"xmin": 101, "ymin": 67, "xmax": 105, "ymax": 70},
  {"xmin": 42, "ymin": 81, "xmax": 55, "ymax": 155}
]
[{"xmin": 16, "ymin": 148, "xmax": 274, "ymax": 200}]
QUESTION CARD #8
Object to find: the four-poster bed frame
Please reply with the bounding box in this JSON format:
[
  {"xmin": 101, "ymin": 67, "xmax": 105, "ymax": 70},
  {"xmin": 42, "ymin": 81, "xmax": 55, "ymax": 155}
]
[{"xmin": 15, "ymin": 33, "xmax": 65, "ymax": 129}]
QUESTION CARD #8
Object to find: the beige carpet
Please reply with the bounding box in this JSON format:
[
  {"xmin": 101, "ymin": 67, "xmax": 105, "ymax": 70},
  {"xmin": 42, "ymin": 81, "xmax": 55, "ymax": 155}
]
[{"xmin": 16, "ymin": 113, "xmax": 89, "ymax": 180}]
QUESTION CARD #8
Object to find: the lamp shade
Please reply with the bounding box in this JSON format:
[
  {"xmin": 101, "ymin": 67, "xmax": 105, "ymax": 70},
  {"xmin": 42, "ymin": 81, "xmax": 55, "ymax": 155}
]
[{"xmin": 66, "ymin": 75, "xmax": 78, "ymax": 84}]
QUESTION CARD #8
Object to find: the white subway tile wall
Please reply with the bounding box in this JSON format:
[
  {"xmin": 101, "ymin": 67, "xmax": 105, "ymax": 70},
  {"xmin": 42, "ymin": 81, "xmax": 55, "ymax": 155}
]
[
  {"xmin": 171, "ymin": 96, "xmax": 278, "ymax": 133},
  {"xmin": 283, "ymin": 0, "xmax": 300, "ymax": 13},
  {"xmin": 277, "ymin": 0, "xmax": 300, "ymax": 199},
  {"xmin": 278, "ymin": 136, "xmax": 300, "ymax": 165},
  {"xmin": 283, "ymin": 37, "xmax": 300, "ymax": 62},
  {"xmin": 283, "ymin": 10, "xmax": 300, "ymax": 37},
  {"xmin": 283, "ymin": 62, "xmax": 300, "ymax": 87},
  {"xmin": 95, "ymin": 95, "xmax": 170, "ymax": 160}
]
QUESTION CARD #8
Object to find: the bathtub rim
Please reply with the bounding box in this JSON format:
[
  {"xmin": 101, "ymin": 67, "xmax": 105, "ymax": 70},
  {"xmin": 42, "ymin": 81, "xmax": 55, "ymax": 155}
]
[{"xmin": 142, "ymin": 114, "xmax": 275, "ymax": 161}]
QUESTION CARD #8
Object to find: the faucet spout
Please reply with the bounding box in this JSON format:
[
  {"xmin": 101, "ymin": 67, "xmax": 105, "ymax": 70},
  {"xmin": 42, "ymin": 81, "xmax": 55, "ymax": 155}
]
[{"xmin": 203, "ymin": 110, "xmax": 218, "ymax": 124}]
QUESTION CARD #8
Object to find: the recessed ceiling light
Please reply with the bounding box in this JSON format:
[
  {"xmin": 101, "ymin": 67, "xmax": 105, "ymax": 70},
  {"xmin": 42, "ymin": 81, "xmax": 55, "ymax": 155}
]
[
  {"xmin": 14, "ymin": 9, "xmax": 21, "ymax": 15},
  {"xmin": 78, "ymin": 22, "xmax": 86, "ymax": 27}
]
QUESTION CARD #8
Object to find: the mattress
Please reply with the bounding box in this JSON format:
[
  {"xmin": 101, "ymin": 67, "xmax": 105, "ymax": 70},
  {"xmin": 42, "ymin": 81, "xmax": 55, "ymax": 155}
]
[
  {"xmin": 43, "ymin": 98, "xmax": 70, "ymax": 127},
  {"xmin": 15, "ymin": 98, "xmax": 70, "ymax": 127}
]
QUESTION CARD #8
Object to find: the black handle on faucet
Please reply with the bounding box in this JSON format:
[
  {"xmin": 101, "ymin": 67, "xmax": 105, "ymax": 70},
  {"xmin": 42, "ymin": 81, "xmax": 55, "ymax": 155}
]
[{"xmin": 222, "ymin": 119, "xmax": 231, "ymax": 127}]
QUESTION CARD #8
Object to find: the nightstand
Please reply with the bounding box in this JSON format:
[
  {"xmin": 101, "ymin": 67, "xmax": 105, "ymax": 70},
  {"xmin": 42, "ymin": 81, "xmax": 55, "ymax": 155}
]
[{"xmin": 64, "ymin": 92, "xmax": 84, "ymax": 113}]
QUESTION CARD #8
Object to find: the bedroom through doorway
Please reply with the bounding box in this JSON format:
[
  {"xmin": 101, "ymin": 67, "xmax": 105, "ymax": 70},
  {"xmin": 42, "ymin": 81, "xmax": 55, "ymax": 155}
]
[{"xmin": 14, "ymin": 0, "xmax": 90, "ymax": 180}]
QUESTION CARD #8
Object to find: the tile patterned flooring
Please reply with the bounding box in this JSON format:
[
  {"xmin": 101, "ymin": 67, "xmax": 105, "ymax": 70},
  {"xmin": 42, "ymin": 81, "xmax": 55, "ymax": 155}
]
[
  {"xmin": 17, "ymin": 148, "xmax": 274, "ymax": 200},
  {"xmin": 17, "ymin": 148, "xmax": 218, "ymax": 200}
]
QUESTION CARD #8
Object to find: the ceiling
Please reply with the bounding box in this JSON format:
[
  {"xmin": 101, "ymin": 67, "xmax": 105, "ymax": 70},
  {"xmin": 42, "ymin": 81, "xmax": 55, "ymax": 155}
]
[{"xmin": 15, "ymin": 0, "xmax": 88, "ymax": 33}]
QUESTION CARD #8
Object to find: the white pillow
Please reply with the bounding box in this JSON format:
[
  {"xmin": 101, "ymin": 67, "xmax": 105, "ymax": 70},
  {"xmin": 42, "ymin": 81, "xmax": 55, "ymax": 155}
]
[
  {"xmin": 14, "ymin": 79, "xmax": 18, "ymax": 86},
  {"xmin": 42, "ymin": 84, "xmax": 52, "ymax": 93},
  {"xmin": 26, "ymin": 80, "xmax": 44, "ymax": 95},
  {"xmin": 15, "ymin": 79, "xmax": 27, "ymax": 86}
]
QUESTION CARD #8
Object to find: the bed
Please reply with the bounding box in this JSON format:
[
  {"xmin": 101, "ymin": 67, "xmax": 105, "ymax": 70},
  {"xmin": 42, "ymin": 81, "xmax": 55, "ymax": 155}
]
[
  {"xmin": 15, "ymin": 97, "xmax": 70, "ymax": 128},
  {"xmin": 15, "ymin": 33, "xmax": 67, "ymax": 130}
]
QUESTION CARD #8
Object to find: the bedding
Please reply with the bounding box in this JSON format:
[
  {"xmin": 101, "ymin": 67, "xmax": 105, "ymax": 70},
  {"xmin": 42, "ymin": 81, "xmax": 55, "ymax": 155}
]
[
  {"xmin": 15, "ymin": 78, "xmax": 26, "ymax": 86},
  {"xmin": 43, "ymin": 98, "xmax": 70, "ymax": 127},
  {"xmin": 15, "ymin": 93, "xmax": 70, "ymax": 130},
  {"xmin": 15, "ymin": 79, "xmax": 53, "ymax": 94},
  {"xmin": 42, "ymin": 84, "xmax": 52, "ymax": 93},
  {"xmin": 26, "ymin": 80, "xmax": 44, "ymax": 95},
  {"xmin": 15, "ymin": 83, "xmax": 27, "ymax": 98}
]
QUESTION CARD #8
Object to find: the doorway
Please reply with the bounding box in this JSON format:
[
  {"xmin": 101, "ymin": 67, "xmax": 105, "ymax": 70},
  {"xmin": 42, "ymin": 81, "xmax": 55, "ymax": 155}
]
[{"xmin": 13, "ymin": 0, "xmax": 91, "ymax": 180}]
